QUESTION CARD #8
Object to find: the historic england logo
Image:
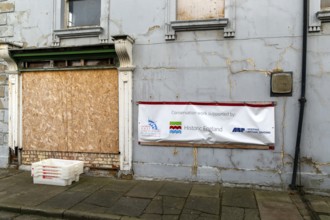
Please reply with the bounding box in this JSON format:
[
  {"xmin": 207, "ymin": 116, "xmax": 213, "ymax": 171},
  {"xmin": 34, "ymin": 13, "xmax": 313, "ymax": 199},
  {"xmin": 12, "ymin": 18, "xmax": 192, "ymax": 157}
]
[{"xmin": 169, "ymin": 121, "xmax": 182, "ymax": 134}]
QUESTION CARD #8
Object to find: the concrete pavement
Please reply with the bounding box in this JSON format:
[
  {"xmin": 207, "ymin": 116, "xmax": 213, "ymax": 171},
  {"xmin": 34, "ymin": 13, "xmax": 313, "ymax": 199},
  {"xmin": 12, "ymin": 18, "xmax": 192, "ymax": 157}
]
[{"xmin": 0, "ymin": 169, "xmax": 328, "ymax": 220}]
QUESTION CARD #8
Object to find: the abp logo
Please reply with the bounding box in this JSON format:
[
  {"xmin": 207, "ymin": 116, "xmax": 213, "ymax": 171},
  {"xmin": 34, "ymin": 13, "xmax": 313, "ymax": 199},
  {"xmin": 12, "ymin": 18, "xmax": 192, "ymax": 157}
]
[{"xmin": 232, "ymin": 128, "xmax": 245, "ymax": 132}]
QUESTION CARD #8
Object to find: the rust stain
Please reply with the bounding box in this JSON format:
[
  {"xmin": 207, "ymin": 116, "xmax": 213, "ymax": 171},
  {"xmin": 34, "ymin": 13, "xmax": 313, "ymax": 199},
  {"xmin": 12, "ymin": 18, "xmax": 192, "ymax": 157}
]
[
  {"xmin": 0, "ymin": 3, "xmax": 15, "ymax": 13},
  {"xmin": 148, "ymin": 25, "xmax": 160, "ymax": 32},
  {"xmin": 192, "ymin": 147, "xmax": 198, "ymax": 176},
  {"xmin": 173, "ymin": 147, "xmax": 179, "ymax": 156},
  {"xmin": 301, "ymin": 157, "xmax": 323, "ymax": 174}
]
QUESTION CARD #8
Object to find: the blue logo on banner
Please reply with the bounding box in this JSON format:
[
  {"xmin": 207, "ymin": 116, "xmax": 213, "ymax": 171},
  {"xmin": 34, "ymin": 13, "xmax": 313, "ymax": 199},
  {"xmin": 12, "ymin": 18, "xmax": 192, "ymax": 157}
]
[
  {"xmin": 232, "ymin": 128, "xmax": 245, "ymax": 132},
  {"xmin": 148, "ymin": 120, "xmax": 158, "ymax": 130}
]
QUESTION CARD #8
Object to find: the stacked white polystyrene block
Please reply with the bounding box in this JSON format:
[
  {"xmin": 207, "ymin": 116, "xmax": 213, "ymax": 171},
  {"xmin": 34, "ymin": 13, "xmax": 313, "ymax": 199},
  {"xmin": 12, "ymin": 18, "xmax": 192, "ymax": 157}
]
[{"xmin": 31, "ymin": 159, "xmax": 84, "ymax": 186}]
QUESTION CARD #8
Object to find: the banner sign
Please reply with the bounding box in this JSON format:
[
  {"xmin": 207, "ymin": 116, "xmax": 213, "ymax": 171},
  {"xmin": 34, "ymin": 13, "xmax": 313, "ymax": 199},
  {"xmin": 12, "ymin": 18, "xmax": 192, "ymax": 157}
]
[{"xmin": 138, "ymin": 102, "xmax": 275, "ymax": 146}]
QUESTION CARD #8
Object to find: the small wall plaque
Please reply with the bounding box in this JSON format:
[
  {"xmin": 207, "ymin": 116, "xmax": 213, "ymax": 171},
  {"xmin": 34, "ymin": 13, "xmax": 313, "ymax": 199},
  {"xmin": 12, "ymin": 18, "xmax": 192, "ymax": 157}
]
[{"xmin": 271, "ymin": 72, "xmax": 293, "ymax": 96}]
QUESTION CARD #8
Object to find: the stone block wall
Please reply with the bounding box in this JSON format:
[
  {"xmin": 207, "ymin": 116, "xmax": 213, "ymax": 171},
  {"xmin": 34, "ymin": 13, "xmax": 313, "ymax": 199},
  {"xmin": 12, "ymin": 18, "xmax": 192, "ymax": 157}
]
[{"xmin": 0, "ymin": 0, "xmax": 14, "ymax": 41}]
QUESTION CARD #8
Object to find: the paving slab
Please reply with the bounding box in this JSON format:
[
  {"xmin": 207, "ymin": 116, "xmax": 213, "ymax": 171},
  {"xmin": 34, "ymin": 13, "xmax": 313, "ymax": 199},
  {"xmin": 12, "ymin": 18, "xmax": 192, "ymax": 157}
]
[
  {"xmin": 67, "ymin": 176, "xmax": 112, "ymax": 192},
  {"xmin": 162, "ymin": 215, "xmax": 180, "ymax": 220},
  {"xmin": 102, "ymin": 179, "xmax": 137, "ymax": 193},
  {"xmin": 320, "ymin": 215, "xmax": 330, "ymax": 220},
  {"xmin": 0, "ymin": 169, "xmax": 22, "ymax": 179},
  {"xmin": 64, "ymin": 209, "xmax": 121, "ymax": 220},
  {"xmin": 256, "ymin": 191, "xmax": 303, "ymax": 220},
  {"xmin": 255, "ymin": 191, "xmax": 292, "ymax": 203},
  {"xmin": 126, "ymin": 181, "xmax": 163, "ymax": 199},
  {"xmin": 0, "ymin": 172, "xmax": 35, "ymax": 192},
  {"xmin": 222, "ymin": 187, "xmax": 257, "ymax": 209},
  {"xmin": 67, "ymin": 202, "xmax": 109, "ymax": 215},
  {"xmin": 79, "ymin": 189, "xmax": 122, "ymax": 208},
  {"xmin": 140, "ymin": 213, "xmax": 163, "ymax": 219},
  {"xmin": 190, "ymin": 183, "xmax": 220, "ymax": 198},
  {"xmin": 163, "ymin": 196, "xmax": 185, "ymax": 215},
  {"xmin": 145, "ymin": 196, "xmax": 163, "ymax": 214},
  {"xmin": 184, "ymin": 196, "xmax": 220, "ymax": 215},
  {"xmin": 306, "ymin": 195, "xmax": 330, "ymax": 214},
  {"xmin": 0, "ymin": 210, "xmax": 20, "ymax": 220},
  {"xmin": 180, "ymin": 213, "xmax": 218, "ymax": 220},
  {"xmin": 37, "ymin": 191, "xmax": 90, "ymax": 210},
  {"xmin": 0, "ymin": 184, "xmax": 68, "ymax": 207},
  {"xmin": 107, "ymin": 197, "xmax": 151, "ymax": 217},
  {"xmin": 244, "ymin": 208, "xmax": 260, "ymax": 220},
  {"xmin": 121, "ymin": 217, "xmax": 142, "ymax": 220},
  {"xmin": 221, "ymin": 206, "xmax": 244, "ymax": 220},
  {"xmin": 140, "ymin": 214, "xmax": 179, "ymax": 220},
  {"xmin": 158, "ymin": 182, "xmax": 192, "ymax": 197},
  {"xmin": 13, "ymin": 215, "xmax": 62, "ymax": 220}
]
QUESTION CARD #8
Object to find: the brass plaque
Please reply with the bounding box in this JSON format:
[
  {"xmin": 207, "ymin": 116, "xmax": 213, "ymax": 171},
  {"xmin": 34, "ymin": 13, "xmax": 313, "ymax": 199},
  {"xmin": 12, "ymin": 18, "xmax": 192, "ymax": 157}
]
[{"xmin": 271, "ymin": 72, "xmax": 292, "ymax": 95}]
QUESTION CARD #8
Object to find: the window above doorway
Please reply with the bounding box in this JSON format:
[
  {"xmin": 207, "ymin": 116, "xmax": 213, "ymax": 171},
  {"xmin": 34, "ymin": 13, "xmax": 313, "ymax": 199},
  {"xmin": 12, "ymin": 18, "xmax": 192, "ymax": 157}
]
[
  {"xmin": 321, "ymin": 0, "xmax": 330, "ymax": 10},
  {"xmin": 52, "ymin": 0, "xmax": 110, "ymax": 46},
  {"xmin": 66, "ymin": 0, "xmax": 101, "ymax": 28}
]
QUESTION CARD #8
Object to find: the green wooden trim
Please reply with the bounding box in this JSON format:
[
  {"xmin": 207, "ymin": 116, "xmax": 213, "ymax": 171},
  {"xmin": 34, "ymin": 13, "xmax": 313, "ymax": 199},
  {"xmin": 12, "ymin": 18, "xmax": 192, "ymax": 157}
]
[
  {"xmin": 12, "ymin": 49, "xmax": 115, "ymax": 58},
  {"xmin": 10, "ymin": 45, "xmax": 117, "ymax": 62},
  {"xmin": 19, "ymin": 66, "xmax": 118, "ymax": 72}
]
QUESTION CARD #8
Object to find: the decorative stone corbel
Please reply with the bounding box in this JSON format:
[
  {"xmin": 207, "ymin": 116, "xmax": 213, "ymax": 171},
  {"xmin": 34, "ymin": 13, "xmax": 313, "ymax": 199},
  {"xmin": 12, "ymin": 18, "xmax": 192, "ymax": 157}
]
[
  {"xmin": 113, "ymin": 35, "xmax": 135, "ymax": 70},
  {"xmin": 224, "ymin": 0, "xmax": 236, "ymax": 38},
  {"xmin": 309, "ymin": 0, "xmax": 321, "ymax": 32},
  {"xmin": 0, "ymin": 42, "xmax": 21, "ymax": 168},
  {"xmin": 112, "ymin": 35, "xmax": 135, "ymax": 174}
]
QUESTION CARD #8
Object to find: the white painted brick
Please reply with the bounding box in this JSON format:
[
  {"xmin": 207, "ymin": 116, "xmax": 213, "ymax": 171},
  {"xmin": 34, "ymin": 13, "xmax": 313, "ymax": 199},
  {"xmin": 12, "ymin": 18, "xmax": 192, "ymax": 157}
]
[
  {"xmin": 0, "ymin": 26, "xmax": 13, "ymax": 37},
  {"xmin": 0, "ymin": 14, "xmax": 6, "ymax": 25}
]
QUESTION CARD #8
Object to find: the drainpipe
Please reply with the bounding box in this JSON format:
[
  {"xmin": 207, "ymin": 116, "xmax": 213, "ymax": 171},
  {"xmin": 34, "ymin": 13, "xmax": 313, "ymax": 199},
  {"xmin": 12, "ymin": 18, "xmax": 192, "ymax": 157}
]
[{"xmin": 290, "ymin": 0, "xmax": 308, "ymax": 190}]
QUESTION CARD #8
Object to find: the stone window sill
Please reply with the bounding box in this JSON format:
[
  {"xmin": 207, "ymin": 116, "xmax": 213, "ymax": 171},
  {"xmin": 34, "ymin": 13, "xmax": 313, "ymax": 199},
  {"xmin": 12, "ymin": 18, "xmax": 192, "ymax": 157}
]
[
  {"xmin": 317, "ymin": 10, "xmax": 330, "ymax": 22},
  {"xmin": 54, "ymin": 26, "xmax": 103, "ymax": 39},
  {"xmin": 170, "ymin": 18, "xmax": 228, "ymax": 32}
]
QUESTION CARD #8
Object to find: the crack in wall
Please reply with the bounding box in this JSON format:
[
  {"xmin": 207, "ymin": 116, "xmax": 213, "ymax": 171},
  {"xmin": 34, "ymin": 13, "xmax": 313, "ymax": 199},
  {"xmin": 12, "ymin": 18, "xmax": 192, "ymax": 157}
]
[
  {"xmin": 226, "ymin": 58, "xmax": 271, "ymax": 75},
  {"xmin": 192, "ymin": 147, "xmax": 198, "ymax": 176},
  {"xmin": 281, "ymin": 98, "xmax": 288, "ymax": 169},
  {"xmin": 301, "ymin": 157, "xmax": 330, "ymax": 174}
]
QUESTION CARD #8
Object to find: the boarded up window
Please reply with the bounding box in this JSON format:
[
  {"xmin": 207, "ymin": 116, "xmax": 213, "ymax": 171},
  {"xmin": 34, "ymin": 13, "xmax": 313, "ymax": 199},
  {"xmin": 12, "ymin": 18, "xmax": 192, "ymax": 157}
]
[
  {"xmin": 22, "ymin": 69, "xmax": 119, "ymax": 154},
  {"xmin": 321, "ymin": 0, "xmax": 330, "ymax": 10},
  {"xmin": 177, "ymin": 0, "xmax": 225, "ymax": 21}
]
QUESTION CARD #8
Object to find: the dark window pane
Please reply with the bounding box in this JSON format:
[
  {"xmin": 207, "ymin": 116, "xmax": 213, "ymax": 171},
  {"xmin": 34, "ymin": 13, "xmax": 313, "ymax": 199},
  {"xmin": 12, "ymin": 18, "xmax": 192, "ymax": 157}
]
[{"xmin": 69, "ymin": 0, "xmax": 101, "ymax": 27}]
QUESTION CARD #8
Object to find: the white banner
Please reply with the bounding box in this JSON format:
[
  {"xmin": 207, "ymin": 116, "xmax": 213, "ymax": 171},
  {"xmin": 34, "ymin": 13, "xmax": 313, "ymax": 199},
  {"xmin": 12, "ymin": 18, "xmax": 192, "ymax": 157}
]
[{"xmin": 138, "ymin": 102, "xmax": 275, "ymax": 146}]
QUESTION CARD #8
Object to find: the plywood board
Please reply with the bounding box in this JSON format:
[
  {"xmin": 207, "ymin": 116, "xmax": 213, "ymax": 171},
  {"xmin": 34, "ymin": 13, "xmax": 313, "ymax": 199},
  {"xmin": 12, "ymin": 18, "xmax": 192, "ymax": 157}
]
[
  {"xmin": 177, "ymin": 0, "xmax": 224, "ymax": 21},
  {"xmin": 22, "ymin": 69, "xmax": 119, "ymax": 153},
  {"xmin": 22, "ymin": 71, "xmax": 69, "ymax": 151},
  {"xmin": 68, "ymin": 69, "xmax": 119, "ymax": 153}
]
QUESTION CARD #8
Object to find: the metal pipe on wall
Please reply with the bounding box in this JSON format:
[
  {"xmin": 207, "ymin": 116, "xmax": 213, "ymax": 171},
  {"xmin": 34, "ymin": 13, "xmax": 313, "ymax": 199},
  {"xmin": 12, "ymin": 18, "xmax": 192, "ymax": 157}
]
[{"xmin": 290, "ymin": 0, "xmax": 308, "ymax": 190}]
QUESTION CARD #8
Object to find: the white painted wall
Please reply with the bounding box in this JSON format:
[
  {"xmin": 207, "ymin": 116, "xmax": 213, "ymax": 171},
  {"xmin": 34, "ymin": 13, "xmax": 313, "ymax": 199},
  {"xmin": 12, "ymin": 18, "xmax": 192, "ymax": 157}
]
[{"xmin": 1, "ymin": 0, "xmax": 330, "ymax": 193}]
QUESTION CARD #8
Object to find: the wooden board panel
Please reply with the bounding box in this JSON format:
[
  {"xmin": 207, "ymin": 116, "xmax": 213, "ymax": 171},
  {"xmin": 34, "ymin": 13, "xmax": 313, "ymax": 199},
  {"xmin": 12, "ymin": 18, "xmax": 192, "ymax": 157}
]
[
  {"xmin": 22, "ymin": 71, "xmax": 69, "ymax": 151},
  {"xmin": 22, "ymin": 69, "xmax": 119, "ymax": 153},
  {"xmin": 177, "ymin": 0, "xmax": 224, "ymax": 21},
  {"xmin": 68, "ymin": 69, "xmax": 119, "ymax": 153},
  {"xmin": 322, "ymin": 0, "xmax": 330, "ymax": 9}
]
